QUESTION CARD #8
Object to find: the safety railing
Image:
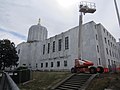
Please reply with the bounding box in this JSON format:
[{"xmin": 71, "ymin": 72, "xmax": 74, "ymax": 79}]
[{"xmin": 0, "ymin": 72, "xmax": 20, "ymax": 90}]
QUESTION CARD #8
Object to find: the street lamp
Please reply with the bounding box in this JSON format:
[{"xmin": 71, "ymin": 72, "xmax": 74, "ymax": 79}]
[{"xmin": 78, "ymin": 1, "xmax": 96, "ymax": 60}]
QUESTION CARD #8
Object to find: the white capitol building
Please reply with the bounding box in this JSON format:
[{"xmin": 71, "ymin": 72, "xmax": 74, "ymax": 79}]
[{"xmin": 16, "ymin": 20, "xmax": 120, "ymax": 71}]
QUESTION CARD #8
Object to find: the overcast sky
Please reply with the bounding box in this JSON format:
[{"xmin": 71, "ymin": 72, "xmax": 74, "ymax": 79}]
[{"xmin": 0, "ymin": 0, "xmax": 120, "ymax": 45}]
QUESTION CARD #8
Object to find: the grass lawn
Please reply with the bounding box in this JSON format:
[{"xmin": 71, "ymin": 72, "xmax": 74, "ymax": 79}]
[
  {"xmin": 19, "ymin": 71, "xmax": 71, "ymax": 90},
  {"xmin": 19, "ymin": 72, "xmax": 120, "ymax": 90}
]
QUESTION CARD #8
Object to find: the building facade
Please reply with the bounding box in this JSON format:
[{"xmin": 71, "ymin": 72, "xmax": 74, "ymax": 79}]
[
  {"xmin": 117, "ymin": 39, "xmax": 120, "ymax": 63},
  {"xmin": 16, "ymin": 21, "xmax": 120, "ymax": 71}
]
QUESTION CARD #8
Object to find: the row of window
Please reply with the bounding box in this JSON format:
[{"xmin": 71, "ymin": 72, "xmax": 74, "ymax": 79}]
[
  {"xmin": 96, "ymin": 44, "xmax": 119, "ymax": 59},
  {"xmin": 43, "ymin": 37, "xmax": 69, "ymax": 54},
  {"xmin": 108, "ymin": 59, "xmax": 116, "ymax": 65},
  {"xmin": 94, "ymin": 26, "xmax": 115, "ymax": 42},
  {"xmin": 98, "ymin": 58, "xmax": 117, "ymax": 66},
  {"xmin": 104, "ymin": 37, "xmax": 117, "ymax": 49},
  {"xmin": 95, "ymin": 34, "xmax": 117, "ymax": 56},
  {"xmin": 40, "ymin": 61, "xmax": 67, "ymax": 68},
  {"xmin": 96, "ymin": 34, "xmax": 119, "ymax": 59},
  {"xmin": 103, "ymin": 28, "xmax": 116, "ymax": 42},
  {"xmin": 106, "ymin": 48, "xmax": 119, "ymax": 58}
]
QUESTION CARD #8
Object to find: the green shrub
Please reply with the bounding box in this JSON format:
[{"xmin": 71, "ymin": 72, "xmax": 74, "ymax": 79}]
[{"xmin": 16, "ymin": 66, "xmax": 28, "ymax": 70}]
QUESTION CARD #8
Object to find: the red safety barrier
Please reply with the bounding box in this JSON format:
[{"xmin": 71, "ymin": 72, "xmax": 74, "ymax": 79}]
[
  {"xmin": 104, "ymin": 67, "xmax": 120, "ymax": 73},
  {"xmin": 112, "ymin": 68, "xmax": 116, "ymax": 71},
  {"xmin": 104, "ymin": 68, "xmax": 109, "ymax": 73},
  {"xmin": 117, "ymin": 67, "xmax": 120, "ymax": 72}
]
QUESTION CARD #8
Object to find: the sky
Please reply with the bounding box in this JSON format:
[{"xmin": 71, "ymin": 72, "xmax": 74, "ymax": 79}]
[{"xmin": 0, "ymin": 0, "xmax": 120, "ymax": 45}]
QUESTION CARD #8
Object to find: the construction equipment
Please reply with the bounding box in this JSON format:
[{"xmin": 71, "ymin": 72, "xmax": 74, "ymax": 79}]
[{"xmin": 71, "ymin": 59, "xmax": 104, "ymax": 74}]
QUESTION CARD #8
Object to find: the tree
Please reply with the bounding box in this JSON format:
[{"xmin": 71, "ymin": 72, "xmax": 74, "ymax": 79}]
[{"xmin": 0, "ymin": 39, "xmax": 19, "ymax": 70}]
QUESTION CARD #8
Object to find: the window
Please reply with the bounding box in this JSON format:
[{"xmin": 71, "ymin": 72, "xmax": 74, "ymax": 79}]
[
  {"xmin": 29, "ymin": 64, "xmax": 31, "ymax": 66},
  {"xmin": 53, "ymin": 41, "xmax": 55, "ymax": 52},
  {"xmin": 18, "ymin": 49, "xmax": 20, "ymax": 54},
  {"xmin": 111, "ymin": 60, "xmax": 113, "ymax": 65},
  {"xmin": 114, "ymin": 39, "xmax": 116, "ymax": 42},
  {"xmin": 36, "ymin": 63, "xmax": 38, "ymax": 68},
  {"xmin": 114, "ymin": 61, "xmax": 116, "ymax": 64},
  {"xmin": 98, "ymin": 58, "xmax": 101, "ymax": 65},
  {"xmin": 104, "ymin": 37, "xmax": 107, "ymax": 44},
  {"xmin": 46, "ymin": 62, "xmax": 48, "ymax": 67},
  {"xmin": 51, "ymin": 62, "xmax": 53, "ymax": 67},
  {"xmin": 109, "ymin": 34, "xmax": 111, "ymax": 38},
  {"xmin": 94, "ymin": 25, "xmax": 97, "ymax": 29},
  {"xmin": 57, "ymin": 61, "xmax": 60, "ymax": 67},
  {"xmin": 109, "ymin": 50, "xmax": 112, "ymax": 56},
  {"xmin": 64, "ymin": 61, "xmax": 67, "ymax": 67},
  {"xmin": 112, "ymin": 51, "xmax": 114, "ymax": 57},
  {"xmin": 65, "ymin": 37, "xmax": 69, "ymax": 50},
  {"xmin": 29, "ymin": 64, "xmax": 31, "ymax": 68},
  {"xmin": 111, "ymin": 42, "xmax": 112, "ymax": 47},
  {"xmin": 107, "ymin": 32, "xmax": 108, "ymax": 36},
  {"xmin": 58, "ymin": 39, "xmax": 62, "ymax": 51},
  {"xmin": 43, "ymin": 45, "xmax": 45, "ymax": 54},
  {"xmin": 48, "ymin": 43, "xmax": 50, "ymax": 53},
  {"xmin": 108, "ymin": 40, "xmax": 109, "ymax": 45},
  {"xmin": 103, "ymin": 29, "xmax": 105, "ymax": 33},
  {"xmin": 97, "ymin": 45, "xmax": 99, "ymax": 53},
  {"xmin": 108, "ymin": 59, "xmax": 110, "ymax": 65},
  {"xmin": 41, "ymin": 63, "xmax": 43, "ymax": 68},
  {"xmin": 114, "ymin": 53, "xmax": 116, "ymax": 58},
  {"xmin": 106, "ymin": 48, "xmax": 109, "ymax": 55},
  {"xmin": 23, "ymin": 64, "xmax": 26, "ymax": 66},
  {"xmin": 113, "ymin": 44, "xmax": 114, "ymax": 47},
  {"xmin": 96, "ymin": 34, "xmax": 98, "ymax": 40},
  {"xmin": 112, "ymin": 37, "xmax": 113, "ymax": 40}
]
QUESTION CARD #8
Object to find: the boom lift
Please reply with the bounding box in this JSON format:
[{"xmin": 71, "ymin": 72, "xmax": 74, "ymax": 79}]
[
  {"xmin": 71, "ymin": 2, "xmax": 104, "ymax": 74},
  {"xmin": 71, "ymin": 59, "xmax": 104, "ymax": 74}
]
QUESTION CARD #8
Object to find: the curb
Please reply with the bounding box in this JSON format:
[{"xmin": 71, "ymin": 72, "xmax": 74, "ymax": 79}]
[{"xmin": 22, "ymin": 79, "xmax": 35, "ymax": 85}]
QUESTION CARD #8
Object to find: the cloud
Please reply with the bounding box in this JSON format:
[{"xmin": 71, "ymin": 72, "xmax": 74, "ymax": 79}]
[
  {"xmin": 0, "ymin": 28, "xmax": 26, "ymax": 40},
  {"xmin": 0, "ymin": 28, "xmax": 26, "ymax": 45},
  {"xmin": 0, "ymin": 0, "xmax": 120, "ymax": 44}
]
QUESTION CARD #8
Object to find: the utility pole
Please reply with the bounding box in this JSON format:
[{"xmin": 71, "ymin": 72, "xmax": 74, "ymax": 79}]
[
  {"xmin": 114, "ymin": 0, "xmax": 120, "ymax": 27},
  {"xmin": 78, "ymin": 1, "xmax": 96, "ymax": 60}
]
